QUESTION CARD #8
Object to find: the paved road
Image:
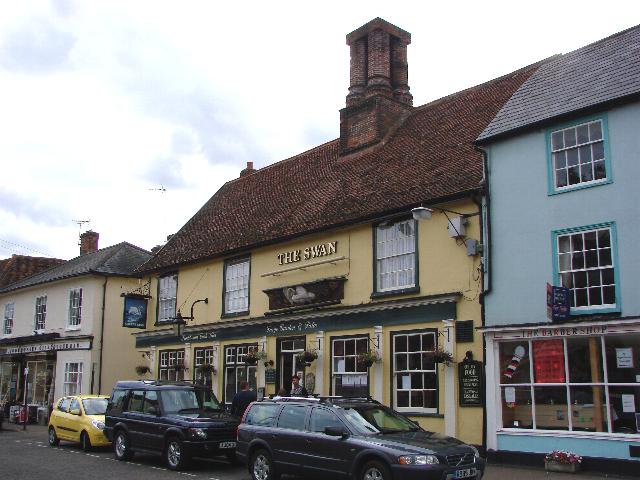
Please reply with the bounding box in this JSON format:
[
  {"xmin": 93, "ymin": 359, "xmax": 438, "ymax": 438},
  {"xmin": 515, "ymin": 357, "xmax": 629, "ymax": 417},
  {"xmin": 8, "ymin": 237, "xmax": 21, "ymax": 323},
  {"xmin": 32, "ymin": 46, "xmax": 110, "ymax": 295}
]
[{"xmin": 0, "ymin": 424, "xmax": 635, "ymax": 480}]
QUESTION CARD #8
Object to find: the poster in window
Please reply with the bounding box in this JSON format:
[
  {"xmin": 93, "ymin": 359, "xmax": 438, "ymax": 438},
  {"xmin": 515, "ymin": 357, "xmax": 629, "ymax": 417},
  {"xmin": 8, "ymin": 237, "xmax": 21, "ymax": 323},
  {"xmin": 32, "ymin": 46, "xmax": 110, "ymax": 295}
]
[
  {"xmin": 123, "ymin": 295, "xmax": 148, "ymax": 328},
  {"xmin": 533, "ymin": 340, "xmax": 565, "ymax": 383},
  {"xmin": 616, "ymin": 348, "xmax": 634, "ymax": 368}
]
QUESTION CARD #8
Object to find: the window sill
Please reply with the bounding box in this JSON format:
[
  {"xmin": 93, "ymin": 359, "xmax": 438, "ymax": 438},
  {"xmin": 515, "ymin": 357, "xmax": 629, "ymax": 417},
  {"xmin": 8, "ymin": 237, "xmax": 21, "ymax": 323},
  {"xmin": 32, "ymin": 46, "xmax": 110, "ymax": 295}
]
[
  {"xmin": 570, "ymin": 305, "xmax": 620, "ymax": 316},
  {"xmin": 497, "ymin": 428, "xmax": 640, "ymax": 441},
  {"xmin": 370, "ymin": 286, "xmax": 420, "ymax": 299},
  {"xmin": 221, "ymin": 311, "xmax": 249, "ymax": 319},
  {"xmin": 548, "ymin": 178, "xmax": 612, "ymax": 196},
  {"xmin": 66, "ymin": 326, "xmax": 81, "ymax": 331},
  {"xmin": 155, "ymin": 320, "xmax": 176, "ymax": 327}
]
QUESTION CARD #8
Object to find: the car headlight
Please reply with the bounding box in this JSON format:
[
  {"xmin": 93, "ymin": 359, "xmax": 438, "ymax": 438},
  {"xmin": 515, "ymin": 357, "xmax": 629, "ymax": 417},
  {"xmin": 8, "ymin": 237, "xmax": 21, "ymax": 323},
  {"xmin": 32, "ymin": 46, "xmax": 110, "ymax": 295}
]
[
  {"xmin": 188, "ymin": 428, "xmax": 207, "ymax": 439},
  {"xmin": 91, "ymin": 420, "xmax": 105, "ymax": 430},
  {"xmin": 470, "ymin": 446, "xmax": 480, "ymax": 458},
  {"xmin": 399, "ymin": 455, "xmax": 439, "ymax": 465}
]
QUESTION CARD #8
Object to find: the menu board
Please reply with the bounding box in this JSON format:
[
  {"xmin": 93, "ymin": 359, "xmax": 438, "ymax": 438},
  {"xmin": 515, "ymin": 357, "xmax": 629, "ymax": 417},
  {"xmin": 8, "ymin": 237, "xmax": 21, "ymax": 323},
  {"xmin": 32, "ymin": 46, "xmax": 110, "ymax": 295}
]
[{"xmin": 458, "ymin": 360, "xmax": 483, "ymax": 407}]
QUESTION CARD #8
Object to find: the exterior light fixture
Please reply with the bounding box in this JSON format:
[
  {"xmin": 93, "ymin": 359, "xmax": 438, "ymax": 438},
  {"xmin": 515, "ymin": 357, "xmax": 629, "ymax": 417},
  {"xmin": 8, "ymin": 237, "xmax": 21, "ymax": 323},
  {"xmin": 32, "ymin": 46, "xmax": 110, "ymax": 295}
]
[
  {"xmin": 411, "ymin": 206, "xmax": 433, "ymax": 221},
  {"xmin": 171, "ymin": 298, "xmax": 208, "ymax": 337}
]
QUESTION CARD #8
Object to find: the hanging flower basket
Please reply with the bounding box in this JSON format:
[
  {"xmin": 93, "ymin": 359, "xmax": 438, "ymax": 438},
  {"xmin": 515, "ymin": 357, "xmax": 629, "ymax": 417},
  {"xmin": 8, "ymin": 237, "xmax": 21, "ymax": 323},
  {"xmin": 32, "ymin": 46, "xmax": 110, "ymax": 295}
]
[
  {"xmin": 427, "ymin": 347, "xmax": 455, "ymax": 366},
  {"xmin": 171, "ymin": 361, "xmax": 189, "ymax": 372},
  {"xmin": 244, "ymin": 350, "xmax": 266, "ymax": 365},
  {"xmin": 199, "ymin": 363, "xmax": 216, "ymax": 375},
  {"xmin": 544, "ymin": 451, "xmax": 582, "ymax": 473},
  {"xmin": 357, "ymin": 349, "xmax": 381, "ymax": 368},
  {"xmin": 135, "ymin": 365, "xmax": 151, "ymax": 377},
  {"xmin": 296, "ymin": 349, "xmax": 318, "ymax": 366}
]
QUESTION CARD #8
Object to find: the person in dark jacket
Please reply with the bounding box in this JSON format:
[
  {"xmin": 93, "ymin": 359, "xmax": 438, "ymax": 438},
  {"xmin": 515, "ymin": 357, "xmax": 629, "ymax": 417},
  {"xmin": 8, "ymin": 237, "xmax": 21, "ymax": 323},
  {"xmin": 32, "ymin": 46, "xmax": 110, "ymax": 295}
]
[{"xmin": 231, "ymin": 381, "xmax": 256, "ymax": 417}]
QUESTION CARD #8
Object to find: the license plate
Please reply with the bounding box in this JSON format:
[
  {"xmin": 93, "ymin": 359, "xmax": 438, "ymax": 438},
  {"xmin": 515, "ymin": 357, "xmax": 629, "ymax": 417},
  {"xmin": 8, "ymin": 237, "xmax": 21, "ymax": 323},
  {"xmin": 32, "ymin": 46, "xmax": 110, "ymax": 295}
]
[
  {"xmin": 454, "ymin": 468, "xmax": 476, "ymax": 479},
  {"xmin": 219, "ymin": 441, "xmax": 236, "ymax": 449}
]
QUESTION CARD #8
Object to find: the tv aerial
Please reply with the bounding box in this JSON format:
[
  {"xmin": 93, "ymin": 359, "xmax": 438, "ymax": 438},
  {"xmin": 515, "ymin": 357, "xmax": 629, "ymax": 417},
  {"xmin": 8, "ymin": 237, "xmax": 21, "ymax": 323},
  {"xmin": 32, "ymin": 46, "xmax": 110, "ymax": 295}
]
[{"xmin": 72, "ymin": 219, "xmax": 91, "ymax": 245}]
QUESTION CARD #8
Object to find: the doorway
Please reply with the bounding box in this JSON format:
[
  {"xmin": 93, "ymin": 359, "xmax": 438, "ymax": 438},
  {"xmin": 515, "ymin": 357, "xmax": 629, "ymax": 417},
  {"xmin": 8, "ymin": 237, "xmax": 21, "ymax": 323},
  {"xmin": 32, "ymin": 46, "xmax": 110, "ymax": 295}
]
[{"xmin": 276, "ymin": 337, "xmax": 305, "ymax": 393}]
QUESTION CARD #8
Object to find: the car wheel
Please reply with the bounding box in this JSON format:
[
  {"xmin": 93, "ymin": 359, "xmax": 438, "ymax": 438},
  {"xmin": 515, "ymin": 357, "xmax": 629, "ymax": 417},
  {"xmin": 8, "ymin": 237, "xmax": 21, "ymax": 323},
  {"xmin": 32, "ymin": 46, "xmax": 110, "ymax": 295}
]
[
  {"xmin": 165, "ymin": 437, "xmax": 190, "ymax": 471},
  {"xmin": 250, "ymin": 449, "xmax": 279, "ymax": 480},
  {"xmin": 80, "ymin": 431, "xmax": 92, "ymax": 452},
  {"xmin": 361, "ymin": 460, "xmax": 392, "ymax": 480},
  {"xmin": 113, "ymin": 430, "xmax": 134, "ymax": 461},
  {"xmin": 48, "ymin": 427, "xmax": 60, "ymax": 447}
]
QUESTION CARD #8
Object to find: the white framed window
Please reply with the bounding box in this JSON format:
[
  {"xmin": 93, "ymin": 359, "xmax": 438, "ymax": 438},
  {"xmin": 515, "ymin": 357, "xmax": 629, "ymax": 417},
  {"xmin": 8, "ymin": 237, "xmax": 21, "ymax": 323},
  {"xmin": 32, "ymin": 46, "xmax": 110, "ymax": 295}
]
[
  {"xmin": 158, "ymin": 274, "xmax": 177, "ymax": 323},
  {"xmin": 331, "ymin": 337, "xmax": 369, "ymax": 397},
  {"xmin": 499, "ymin": 336, "xmax": 640, "ymax": 435},
  {"xmin": 63, "ymin": 362, "xmax": 83, "ymax": 396},
  {"xmin": 550, "ymin": 119, "xmax": 608, "ymax": 191},
  {"xmin": 555, "ymin": 224, "xmax": 617, "ymax": 312},
  {"xmin": 3, "ymin": 303, "xmax": 14, "ymax": 335},
  {"xmin": 375, "ymin": 219, "xmax": 416, "ymax": 292},
  {"xmin": 392, "ymin": 330, "xmax": 438, "ymax": 413},
  {"xmin": 159, "ymin": 349, "xmax": 185, "ymax": 381},
  {"xmin": 194, "ymin": 347, "xmax": 215, "ymax": 386},
  {"xmin": 68, "ymin": 288, "xmax": 83, "ymax": 328},
  {"xmin": 224, "ymin": 258, "xmax": 250, "ymax": 314},
  {"xmin": 34, "ymin": 295, "xmax": 47, "ymax": 331}
]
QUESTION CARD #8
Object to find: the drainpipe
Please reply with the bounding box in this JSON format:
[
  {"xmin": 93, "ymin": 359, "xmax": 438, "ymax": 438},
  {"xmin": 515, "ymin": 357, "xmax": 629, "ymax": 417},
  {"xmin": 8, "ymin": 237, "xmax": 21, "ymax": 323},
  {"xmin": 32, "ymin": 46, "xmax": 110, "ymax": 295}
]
[
  {"xmin": 474, "ymin": 144, "xmax": 490, "ymax": 454},
  {"xmin": 98, "ymin": 276, "xmax": 108, "ymax": 394}
]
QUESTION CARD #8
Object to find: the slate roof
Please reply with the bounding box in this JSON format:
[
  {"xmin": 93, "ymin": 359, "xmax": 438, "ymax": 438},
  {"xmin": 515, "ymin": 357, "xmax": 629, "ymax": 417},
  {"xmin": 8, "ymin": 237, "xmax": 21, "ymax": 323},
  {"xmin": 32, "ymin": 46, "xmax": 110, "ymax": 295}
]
[
  {"xmin": 140, "ymin": 62, "xmax": 543, "ymax": 273},
  {"xmin": 478, "ymin": 24, "xmax": 640, "ymax": 142},
  {"xmin": 0, "ymin": 243, "xmax": 151, "ymax": 293},
  {"xmin": 0, "ymin": 255, "xmax": 66, "ymax": 289}
]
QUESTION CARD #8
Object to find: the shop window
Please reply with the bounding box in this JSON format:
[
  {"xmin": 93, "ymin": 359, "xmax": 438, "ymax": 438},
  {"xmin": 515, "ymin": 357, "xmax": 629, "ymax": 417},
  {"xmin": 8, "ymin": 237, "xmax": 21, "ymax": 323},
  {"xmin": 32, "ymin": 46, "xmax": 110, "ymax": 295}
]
[
  {"xmin": 63, "ymin": 362, "xmax": 83, "ymax": 396},
  {"xmin": 159, "ymin": 349, "xmax": 185, "ymax": 381},
  {"xmin": 499, "ymin": 335, "xmax": 640, "ymax": 434},
  {"xmin": 392, "ymin": 330, "xmax": 437, "ymax": 413},
  {"xmin": 374, "ymin": 219, "xmax": 417, "ymax": 293},
  {"xmin": 26, "ymin": 360, "xmax": 54, "ymax": 405},
  {"xmin": 34, "ymin": 295, "xmax": 47, "ymax": 331},
  {"xmin": 223, "ymin": 344, "xmax": 257, "ymax": 404},
  {"xmin": 331, "ymin": 337, "xmax": 369, "ymax": 397},
  {"xmin": 194, "ymin": 347, "xmax": 215, "ymax": 386},
  {"xmin": 224, "ymin": 257, "xmax": 250, "ymax": 315},
  {"xmin": 68, "ymin": 288, "xmax": 83, "ymax": 328},
  {"xmin": 0, "ymin": 361, "xmax": 16, "ymax": 403},
  {"xmin": 3, "ymin": 303, "xmax": 14, "ymax": 335},
  {"xmin": 157, "ymin": 273, "xmax": 178, "ymax": 323}
]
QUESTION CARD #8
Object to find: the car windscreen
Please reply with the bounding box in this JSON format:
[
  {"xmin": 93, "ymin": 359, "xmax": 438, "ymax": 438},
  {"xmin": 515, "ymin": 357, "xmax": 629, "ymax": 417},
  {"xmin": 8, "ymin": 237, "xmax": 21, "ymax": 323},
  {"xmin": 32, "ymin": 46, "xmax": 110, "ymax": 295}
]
[
  {"xmin": 82, "ymin": 398, "xmax": 108, "ymax": 415},
  {"xmin": 343, "ymin": 406, "xmax": 420, "ymax": 434},
  {"xmin": 160, "ymin": 388, "xmax": 222, "ymax": 414}
]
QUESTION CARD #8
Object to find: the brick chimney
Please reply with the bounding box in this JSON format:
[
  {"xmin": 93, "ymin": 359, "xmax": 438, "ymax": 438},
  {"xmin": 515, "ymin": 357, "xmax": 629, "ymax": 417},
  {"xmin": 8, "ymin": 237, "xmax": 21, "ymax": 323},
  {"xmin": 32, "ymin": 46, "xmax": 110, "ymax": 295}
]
[
  {"xmin": 240, "ymin": 161, "xmax": 256, "ymax": 177},
  {"xmin": 340, "ymin": 18, "xmax": 413, "ymax": 155},
  {"xmin": 79, "ymin": 230, "xmax": 99, "ymax": 255}
]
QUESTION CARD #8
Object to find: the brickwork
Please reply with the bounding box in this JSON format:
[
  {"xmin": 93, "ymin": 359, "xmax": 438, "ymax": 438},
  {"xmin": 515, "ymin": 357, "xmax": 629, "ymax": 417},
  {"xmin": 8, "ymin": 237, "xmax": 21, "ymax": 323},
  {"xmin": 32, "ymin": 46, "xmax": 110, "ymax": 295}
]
[{"xmin": 80, "ymin": 230, "xmax": 99, "ymax": 255}]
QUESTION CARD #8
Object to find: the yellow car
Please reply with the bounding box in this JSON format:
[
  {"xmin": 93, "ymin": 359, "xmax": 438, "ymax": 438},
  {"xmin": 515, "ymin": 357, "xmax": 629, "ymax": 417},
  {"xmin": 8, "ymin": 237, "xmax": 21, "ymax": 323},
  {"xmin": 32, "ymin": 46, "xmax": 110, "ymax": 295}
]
[{"xmin": 48, "ymin": 395, "xmax": 111, "ymax": 451}]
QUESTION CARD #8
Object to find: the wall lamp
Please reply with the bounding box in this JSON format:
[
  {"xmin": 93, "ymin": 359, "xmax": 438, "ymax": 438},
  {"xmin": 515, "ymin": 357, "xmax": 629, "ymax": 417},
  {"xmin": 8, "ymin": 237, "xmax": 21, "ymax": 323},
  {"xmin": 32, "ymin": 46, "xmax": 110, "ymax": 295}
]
[
  {"xmin": 172, "ymin": 298, "xmax": 208, "ymax": 337},
  {"xmin": 411, "ymin": 206, "xmax": 468, "ymax": 237}
]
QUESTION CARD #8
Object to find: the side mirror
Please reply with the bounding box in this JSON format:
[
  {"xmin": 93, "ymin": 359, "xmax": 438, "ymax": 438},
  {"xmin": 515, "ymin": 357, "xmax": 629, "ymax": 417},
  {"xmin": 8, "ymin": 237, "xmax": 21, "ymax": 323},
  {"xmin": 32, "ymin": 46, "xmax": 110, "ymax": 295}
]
[
  {"xmin": 324, "ymin": 426, "xmax": 349, "ymax": 438},
  {"xmin": 70, "ymin": 409, "xmax": 81, "ymax": 416}
]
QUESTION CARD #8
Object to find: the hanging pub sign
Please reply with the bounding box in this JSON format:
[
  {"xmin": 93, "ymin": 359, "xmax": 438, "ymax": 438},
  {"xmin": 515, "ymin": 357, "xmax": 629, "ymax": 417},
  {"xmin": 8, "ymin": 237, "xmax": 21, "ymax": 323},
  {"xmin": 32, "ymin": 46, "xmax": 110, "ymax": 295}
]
[
  {"xmin": 458, "ymin": 359, "xmax": 483, "ymax": 407},
  {"xmin": 123, "ymin": 295, "xmax": 148, "ymax": 329},
  {"xmin": 547, "ymin": 283, "xmax": 570, "ymax": 322}
]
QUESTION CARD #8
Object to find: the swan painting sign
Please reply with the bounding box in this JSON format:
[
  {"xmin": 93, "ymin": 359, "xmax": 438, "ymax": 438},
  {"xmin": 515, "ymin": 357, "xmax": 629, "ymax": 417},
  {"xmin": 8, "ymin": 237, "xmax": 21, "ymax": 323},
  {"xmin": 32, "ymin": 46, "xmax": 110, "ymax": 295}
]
[{"xmin": 123, "ymin": 295, "xmax": 148, "ymax": 328}]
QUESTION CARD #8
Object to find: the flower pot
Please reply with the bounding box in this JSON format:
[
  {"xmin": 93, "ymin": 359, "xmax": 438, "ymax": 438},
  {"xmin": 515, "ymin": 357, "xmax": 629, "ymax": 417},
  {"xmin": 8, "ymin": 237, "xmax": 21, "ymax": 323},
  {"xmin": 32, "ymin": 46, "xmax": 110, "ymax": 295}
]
[
  {"xmin": 545, "ymin": 460, "xmax": 580, "ymax": 473},
  {"xmin": 358, "ymin": 359, "xmax": 375, "ymax": 368}
]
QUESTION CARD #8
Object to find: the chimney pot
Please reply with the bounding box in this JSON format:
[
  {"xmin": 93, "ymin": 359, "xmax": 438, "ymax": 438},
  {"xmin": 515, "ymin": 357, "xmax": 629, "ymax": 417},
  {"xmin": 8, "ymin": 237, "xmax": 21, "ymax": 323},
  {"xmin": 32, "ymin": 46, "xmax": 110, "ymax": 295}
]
[
  {"xmin": 240, "ymin": 161, "xmax": 256, "ymax": 177},
  {"xmin": 79, "ymin": 230, "xmax": 99, "ymax": 255}
]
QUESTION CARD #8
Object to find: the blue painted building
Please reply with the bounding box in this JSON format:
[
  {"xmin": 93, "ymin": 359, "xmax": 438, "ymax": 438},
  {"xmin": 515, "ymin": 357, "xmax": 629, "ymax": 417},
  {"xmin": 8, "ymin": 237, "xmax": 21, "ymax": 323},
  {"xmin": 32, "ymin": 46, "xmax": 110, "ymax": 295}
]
[{"xmin": 477, "ymin": 25, "xmax": 640, "ymax": 469}]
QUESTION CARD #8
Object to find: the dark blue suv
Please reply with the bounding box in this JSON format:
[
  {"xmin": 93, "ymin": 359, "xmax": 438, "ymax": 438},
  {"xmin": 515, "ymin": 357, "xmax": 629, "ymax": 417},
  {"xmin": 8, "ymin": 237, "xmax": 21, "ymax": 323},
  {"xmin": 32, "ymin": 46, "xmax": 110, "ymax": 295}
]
[{"xmin": 237, "ymin": 397, "xmax": 484, "ymax": 480}]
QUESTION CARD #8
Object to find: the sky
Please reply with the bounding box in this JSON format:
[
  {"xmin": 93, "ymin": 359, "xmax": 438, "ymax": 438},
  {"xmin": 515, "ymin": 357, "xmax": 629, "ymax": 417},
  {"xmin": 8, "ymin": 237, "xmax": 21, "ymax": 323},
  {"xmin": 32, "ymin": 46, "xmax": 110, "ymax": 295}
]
[{"xmin": 1, "ymin": 0, "xmax": 638, "ymax": 261}]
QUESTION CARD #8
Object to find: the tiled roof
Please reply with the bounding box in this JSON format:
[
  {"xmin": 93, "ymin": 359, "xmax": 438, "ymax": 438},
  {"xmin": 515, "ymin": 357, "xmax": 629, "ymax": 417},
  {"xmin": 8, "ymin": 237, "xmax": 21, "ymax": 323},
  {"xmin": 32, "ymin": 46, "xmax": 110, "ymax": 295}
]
[
  {"xmin": 140, "ymin": 62, "xmax": 543, "ymax": 273},
  {"xmin": 0, "ymin": 243, "xmax": 151, "ymax": 293},
  {"xmin": 0, "ymin": 255, "xmax": 66, "ymax": 289},
  {"xmin": 478, "ymin": 24, "xmax": 640, "ymax": 141}
]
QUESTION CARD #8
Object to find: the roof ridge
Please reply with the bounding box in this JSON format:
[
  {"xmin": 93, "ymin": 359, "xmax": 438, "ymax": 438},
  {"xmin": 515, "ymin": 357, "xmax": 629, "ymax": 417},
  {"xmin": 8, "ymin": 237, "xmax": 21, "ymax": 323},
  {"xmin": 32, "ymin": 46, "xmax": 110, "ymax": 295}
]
[{"xmin": 559, "ymin": 23, "xmax": 640, "ymax": 57}]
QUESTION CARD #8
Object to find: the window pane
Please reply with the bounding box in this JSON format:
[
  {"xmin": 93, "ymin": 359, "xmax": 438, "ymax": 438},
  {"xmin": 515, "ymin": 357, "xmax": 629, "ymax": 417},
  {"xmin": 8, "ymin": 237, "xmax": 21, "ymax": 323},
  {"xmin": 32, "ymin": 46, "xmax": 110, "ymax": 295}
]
[
  {"xmin": 533, "ymin": 340, "xmax": 565, "ymax": 383},
  {"xmin": 576, "ymin": 124, "xmax": 590, "ymax": 144},
  {"xmin": 553, "ymin": 151, "xmax": 566, "ymax": 168},
  {"xmin": 564, "ymin": 128, "xmax": 577, "ymax": 147},
  {"xmin": 609, "ymin": 386, "xmax": 640, "ymax": 434},
  {"xmin": 277, "ymin": 405, "xmax": 308, "ymax": 430},
  {"xmin": 589, "ymin": 121, "xmax": 602, "ymax": 141},
  {"xmin": 605, "ymin": 336, "xmax": 640, "ymax": 384},
  {"xmin": 567, "ymin": 337, "xmax": 603, "ymax": 383},
  {"xmin": 534, "ymin": 387, "xmax": 569, "ymax": 430},
  {"xmin": 569, "ymin": 386, "xmax": 608, "ymax": 432},
  {"xmin": 556, "ymin": 169, "xmax": 568, "ymax": 188},
  {"xmin": 501, "ymin": 386, "xmax": 532, "ymax": 429},
  {"xmin": 566, "ymin": 148, "xmax": 579, "ymax": 166},
  {"xmin": 499, "ymin": 342, "xmax": 531, "ymax": 384},
  {"xmin": 376, "ymin": 219, "xmax": 416, "ymax": 291},
  {"xmin": 551, "ymin": 131, "xmax": 564, "ymax": 150},
  {"xmin": 310, "ymin": 408, "xmax": 344, "ymax": 433}
]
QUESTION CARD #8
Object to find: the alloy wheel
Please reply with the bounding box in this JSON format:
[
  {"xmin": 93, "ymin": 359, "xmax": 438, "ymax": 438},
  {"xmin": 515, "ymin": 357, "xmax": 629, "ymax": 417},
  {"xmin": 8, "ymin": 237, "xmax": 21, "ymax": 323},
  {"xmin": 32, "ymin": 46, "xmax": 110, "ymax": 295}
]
[
  {"xmin": 253, "ymin": 453, "xmax": 271, "ymax": 480},
  {"xmin": 166, "ymin": 440, "xmax": 181, "ymax": 469},
  {"xmin": 363, "ymin": 466, "xmax": 384, "ymax": 480}
]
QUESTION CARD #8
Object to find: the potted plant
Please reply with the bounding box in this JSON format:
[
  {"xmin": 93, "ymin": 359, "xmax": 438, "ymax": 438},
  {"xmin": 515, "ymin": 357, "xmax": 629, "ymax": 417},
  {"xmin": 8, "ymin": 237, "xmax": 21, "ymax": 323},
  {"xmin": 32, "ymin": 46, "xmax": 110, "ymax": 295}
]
[
  {"xmin": 172, "ymin": 361, "xmax": 189, "ymax": 373},
  {"xmin": 545, "ymin": 450, "xmax": 583, "ymax": 473},
  {"xmin": 296, "ymin": 349, "xmax": 318, "ymax": 366},
  {"xmin": 427, "ymin": 347, "xmax": 455, "ymax": 366},
  {"xmin": 199, "ymin": 363, "xmax": 216, "ymax": 376},
  {"xmin": 357, "ymin": 349, "xmax": 381, "ymax": 368},
  {"xmin": 244, "ymin": 350, "xmax": 267, "ymax": 365},
  {"xmin": 135, "ymin": 365, "xmax": 151, "ymax": 377}
]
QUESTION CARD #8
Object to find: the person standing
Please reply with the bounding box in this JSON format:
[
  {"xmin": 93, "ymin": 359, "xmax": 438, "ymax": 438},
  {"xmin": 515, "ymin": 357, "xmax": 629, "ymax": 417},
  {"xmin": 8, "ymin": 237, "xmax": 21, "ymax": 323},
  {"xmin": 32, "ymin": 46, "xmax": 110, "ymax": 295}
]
[
  {"xmin": 289, "ymin": 375, "xmax": 308, "ymax": 396},
  {"xmin": 231, "ymin": 381, "xmax": 256, "ymax": 417}
]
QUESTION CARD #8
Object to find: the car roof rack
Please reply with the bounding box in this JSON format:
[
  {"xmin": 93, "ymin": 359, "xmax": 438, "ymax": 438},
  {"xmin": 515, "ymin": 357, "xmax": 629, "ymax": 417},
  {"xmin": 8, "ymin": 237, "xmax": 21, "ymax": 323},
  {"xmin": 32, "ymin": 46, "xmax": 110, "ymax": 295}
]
[{"xmin": 263, "ymin": 395, "xmax": 381, "ymax": 406}]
